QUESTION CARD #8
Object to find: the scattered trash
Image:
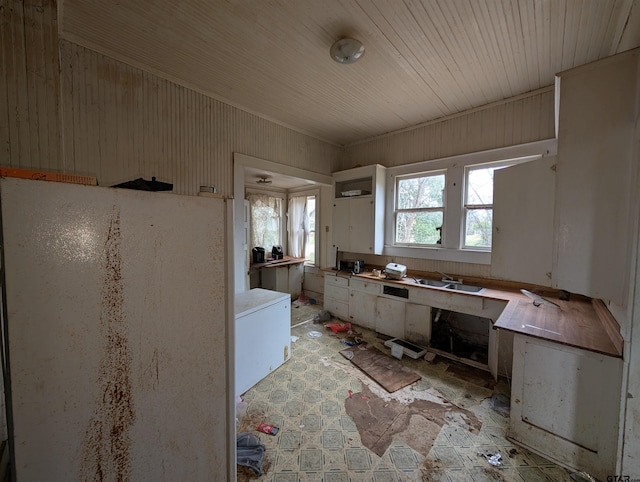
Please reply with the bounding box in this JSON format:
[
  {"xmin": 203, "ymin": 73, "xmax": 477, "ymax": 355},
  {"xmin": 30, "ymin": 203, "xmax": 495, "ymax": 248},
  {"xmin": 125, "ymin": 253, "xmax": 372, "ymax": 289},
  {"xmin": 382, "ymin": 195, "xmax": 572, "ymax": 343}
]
[
  {"xmin": 348, "ymin": 389, "xmax": 353, "ymax": 398},
  {"xmin": 307, "ymin": 331, "xmax": 323, "ymax": 338},
  {"xmin": 297, "ymin": 293, "xmax": 310, "ymax": 304},
  {"xmin": 341, "ymin": 340, "xmax": 356, "ymax": 346},
  {"xmin": 490, "ymin": 393, "xmax": 511, "ymax": 416},
  {"xmin": 424, "ymin": 351, "xmax": 436, "ymax": 362},
  {"xmin": 313, "ymin": 310, "xmax": 332, "ymax": 323},
  {"xmin": 236, "ymin": 432, "xmax": 266, "ymax": 476},
  {"xmin": 326, "ymin": 322, "xmax": 352, "ymax": 334},
  {"xmin": 508, "ymin": 448, "xmax": 518, "ymax": 457},
  {"xmin": 235, "ymin": 396, "xmax": 248, "ymax": 426},
  {"xmin": 310, "ymin": 298, "xmax": 317, "ymax": 304},
  {"xmin": 291, "ymin": 336, "xmax": 299, "ymax": 342},
  {"xmin": 481, "ymin": 452, "xmax": 502, "ymax": 467},
  {"xmin": 257, "ymin": 422, "xmax": 279, "ymax": 436},
  {"xmin": 341, "ymin": 350, "xmax": 354, "ymax": 360},
  {"xmin": 390, "ymin": 343, "xmax": 404, "ymax": 359},
  {"xmin": 570, "ymin": 471, "xmax": 597, "ymax": 482}
]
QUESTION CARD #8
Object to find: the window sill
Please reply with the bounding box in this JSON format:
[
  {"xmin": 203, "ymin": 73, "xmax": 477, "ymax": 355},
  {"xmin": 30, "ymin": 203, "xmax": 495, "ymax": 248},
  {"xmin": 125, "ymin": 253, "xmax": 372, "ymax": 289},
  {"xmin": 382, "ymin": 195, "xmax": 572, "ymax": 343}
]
[{"xmin": 383, "ymin": 245, "xmax": 491, "ymax": 265}]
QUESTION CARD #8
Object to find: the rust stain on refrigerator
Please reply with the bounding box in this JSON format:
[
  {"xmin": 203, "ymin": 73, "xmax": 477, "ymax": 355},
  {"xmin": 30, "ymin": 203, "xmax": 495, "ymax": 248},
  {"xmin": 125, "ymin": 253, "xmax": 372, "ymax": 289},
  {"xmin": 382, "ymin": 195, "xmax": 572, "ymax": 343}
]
[{"xmin": 81, "ymin": 208, "xmax": 136, "ymax": 481}]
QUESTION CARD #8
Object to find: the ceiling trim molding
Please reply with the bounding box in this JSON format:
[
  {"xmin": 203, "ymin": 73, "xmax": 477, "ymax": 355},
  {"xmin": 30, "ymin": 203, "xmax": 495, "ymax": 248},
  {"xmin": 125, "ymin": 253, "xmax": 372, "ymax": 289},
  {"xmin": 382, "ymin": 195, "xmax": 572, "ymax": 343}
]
[{"xmin": 344, "ymin": 85, "xmax": 555, "ymax": 148}]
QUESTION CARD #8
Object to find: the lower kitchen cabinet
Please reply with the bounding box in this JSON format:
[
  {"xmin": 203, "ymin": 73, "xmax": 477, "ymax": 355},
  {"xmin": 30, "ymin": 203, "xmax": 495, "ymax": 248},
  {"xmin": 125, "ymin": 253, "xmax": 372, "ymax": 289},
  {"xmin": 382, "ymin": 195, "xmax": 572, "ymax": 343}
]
[
  {"xmin": 405, "ymin": 303, "xmax": 431, "ymax": 346},
  {"xmin": 324, "ymin": 273, "xmax": 350, "ymax": 320},
  {"xmin": 261, "ymin": 262, "xmax": 304, "ymax": 299},
  {"xmin": 375, "ymin": 297, "xmax": 406, "ymax": 339},
  {"xmin": 509, "ymin": 334, "xmax": 622, "ymax": 480},
  {"xmin": 349, "ymin": 278, "xmax": 381, "ymax": 329}
]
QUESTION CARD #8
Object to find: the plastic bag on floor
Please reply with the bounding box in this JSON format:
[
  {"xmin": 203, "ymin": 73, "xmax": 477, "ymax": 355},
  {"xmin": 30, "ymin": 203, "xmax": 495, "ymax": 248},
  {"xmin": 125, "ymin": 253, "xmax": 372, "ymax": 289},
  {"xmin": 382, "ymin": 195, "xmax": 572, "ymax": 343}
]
[{"xmin": 237, "ymin": 432, "xmax": 266, "ymax": 476}]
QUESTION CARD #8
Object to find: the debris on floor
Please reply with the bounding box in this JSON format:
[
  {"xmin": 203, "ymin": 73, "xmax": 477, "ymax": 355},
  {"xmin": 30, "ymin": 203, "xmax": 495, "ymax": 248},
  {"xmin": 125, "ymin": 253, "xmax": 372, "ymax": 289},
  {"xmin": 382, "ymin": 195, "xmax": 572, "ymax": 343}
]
[
  {"xmin": 345, "ymin": 385, "xmax": 482, "ymax": 457},
  {"xmin": 326, "ymin": 321, "xmax": 352, "ymax": 333},
  {"xmin": 236, "ymin": 432, "xmax": 266, "ymax": 476},
  {"xmin": 490, "ymin": 393, "xmax": 511, "ymax": 416},
  {"xmin": 306, "ymin": 330, "xmax": 322, "ymax": 338},
  {"xmin": 256, "ymin": 422, "xmax": 279, "ymax": 435},
  {"xmin": 313, "ymin": 310, "xmax": 332, "ymax": 323},
  {"xmin": 481, "ymin": 451, "xmax": 503, "ymax": 466}
]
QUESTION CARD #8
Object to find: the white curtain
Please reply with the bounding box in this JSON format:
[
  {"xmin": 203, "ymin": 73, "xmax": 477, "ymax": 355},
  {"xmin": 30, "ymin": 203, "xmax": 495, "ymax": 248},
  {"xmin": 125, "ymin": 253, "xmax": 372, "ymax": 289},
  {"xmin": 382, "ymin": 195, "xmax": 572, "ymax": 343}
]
[
  {"xmin": 247, "ymin": 193, "xmax": 282, "ymax": 250},
  {"xmin": 288, "ymin": 196, "xmax": 308, "ymax": 258}
]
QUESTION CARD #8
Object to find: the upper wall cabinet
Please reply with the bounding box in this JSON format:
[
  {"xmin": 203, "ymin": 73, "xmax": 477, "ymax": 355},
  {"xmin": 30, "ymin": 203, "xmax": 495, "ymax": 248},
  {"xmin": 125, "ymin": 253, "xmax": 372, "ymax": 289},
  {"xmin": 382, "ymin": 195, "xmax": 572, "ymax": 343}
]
[
  {"xmin": 554, "ymin": 49, "xmax": 639, "ymax": 305},
  {"xmin": 332, "ymin": 164, "xmax": 386, "ymax": 255},
  {"xmin": 492, "ymin": 156, "xmax": 556, "ymax": 287}
]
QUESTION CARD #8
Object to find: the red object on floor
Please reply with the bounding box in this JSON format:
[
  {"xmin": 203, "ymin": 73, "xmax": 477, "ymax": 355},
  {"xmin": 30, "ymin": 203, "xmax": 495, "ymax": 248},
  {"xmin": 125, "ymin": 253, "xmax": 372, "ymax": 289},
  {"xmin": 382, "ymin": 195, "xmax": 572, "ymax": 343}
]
[{"xmin": 325, "ymin": 322, "xmax": 352, "ymax": 334}]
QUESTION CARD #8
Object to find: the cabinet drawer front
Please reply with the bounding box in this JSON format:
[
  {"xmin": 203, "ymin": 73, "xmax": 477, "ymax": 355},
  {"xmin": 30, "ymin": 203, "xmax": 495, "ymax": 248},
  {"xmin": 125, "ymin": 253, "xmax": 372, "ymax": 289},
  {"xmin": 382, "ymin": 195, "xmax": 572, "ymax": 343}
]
[
  {"xmin": 325, "ymin": 275, "xmax": 349, "ymax": 288},
  {"xmin": 324, "ymin": 299, "xmax": 349, "ymax": 319},
  {"xmin": 325, "ymin": 284, "xmax": 349, "ymax": 302},
  {"xmin": 349, "ymin": 278, "xmax": 381, "ymax": 295}
]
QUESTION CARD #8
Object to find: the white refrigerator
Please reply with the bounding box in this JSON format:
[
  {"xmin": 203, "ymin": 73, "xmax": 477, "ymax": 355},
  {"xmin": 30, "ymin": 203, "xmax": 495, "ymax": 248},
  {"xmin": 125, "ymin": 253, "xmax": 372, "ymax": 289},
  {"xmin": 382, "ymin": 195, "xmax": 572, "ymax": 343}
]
[{"xmin": 0, "ymin": 178, "xmax": 235, "ymax": 481}]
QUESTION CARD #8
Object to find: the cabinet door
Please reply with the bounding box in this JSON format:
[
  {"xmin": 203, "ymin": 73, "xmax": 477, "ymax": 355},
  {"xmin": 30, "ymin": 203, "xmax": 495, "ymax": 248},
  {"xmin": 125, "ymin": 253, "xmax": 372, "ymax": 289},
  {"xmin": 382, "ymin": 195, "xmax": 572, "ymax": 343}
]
[
  {"xmin": 405, "ymin": 303, "xmax": 431, "ymax": 346},
  {"xmin": 491, "ymin": 157, "xmax": 555, "ymax": 286},
  {"xmin": 332, "ymin": 199, "xmax": 350, "ymax": 251},
  {"xmin": 288, "ymin": 263, "xmax": 304, "ymax": 299},
  {"xmin": 349, "ymin": 197, "xmax": 374, "ymax": 253},
  {"xmin": 554, "ymin": 51, "xmax": 638, "ymax": 304},
  {"xmin": 509, "ymin": 335, "xmax": 622, "ymax": 480},
  {"xmin": 349, "ymin": 291, "xmax": 377, "ymax": 329},
  {"xmin": 375, "ymin": 297, "xmax": 405, "ymax": 338}
]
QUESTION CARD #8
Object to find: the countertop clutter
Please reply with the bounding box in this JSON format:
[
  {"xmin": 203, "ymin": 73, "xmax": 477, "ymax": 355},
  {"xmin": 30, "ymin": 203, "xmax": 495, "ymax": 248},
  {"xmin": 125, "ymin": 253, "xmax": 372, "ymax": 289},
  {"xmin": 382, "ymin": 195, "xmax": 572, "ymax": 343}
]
[{"xmin": 324, "ymin": 267, "xmax": 623, "ymax": 358}]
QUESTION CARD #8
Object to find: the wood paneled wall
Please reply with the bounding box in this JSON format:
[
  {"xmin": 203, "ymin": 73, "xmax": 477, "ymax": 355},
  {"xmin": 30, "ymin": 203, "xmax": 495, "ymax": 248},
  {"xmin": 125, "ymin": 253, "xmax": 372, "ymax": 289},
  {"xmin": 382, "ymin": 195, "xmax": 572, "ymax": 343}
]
[
  {"xmin": 343, "ymin": 88, "xmax": 555, "ymax": 168},
  {"xmin": 58, "ymin": 41, "xmax": 341, "ymax": 195},
  {"xmin": 0, "ymin": 0, "xmax": 62, "ymax": 170}
]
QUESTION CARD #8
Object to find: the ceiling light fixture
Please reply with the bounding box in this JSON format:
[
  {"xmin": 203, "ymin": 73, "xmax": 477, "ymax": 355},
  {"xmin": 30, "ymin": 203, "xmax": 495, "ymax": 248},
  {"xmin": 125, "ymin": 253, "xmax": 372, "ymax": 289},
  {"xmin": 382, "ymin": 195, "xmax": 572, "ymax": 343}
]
[
  {"xmin": 256, "ymin": 176, "xmax": 272, "ymax": 184},
  {"xmin": 330, "ymin": 38, "xmax": 365, "ymax": 64}
]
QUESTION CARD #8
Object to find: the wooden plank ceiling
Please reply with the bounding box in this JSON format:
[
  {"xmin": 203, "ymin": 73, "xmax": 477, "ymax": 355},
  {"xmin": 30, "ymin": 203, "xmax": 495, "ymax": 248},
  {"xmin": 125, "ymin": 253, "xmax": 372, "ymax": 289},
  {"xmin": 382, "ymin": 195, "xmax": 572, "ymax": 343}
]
[{"xmin": 60, "ymin": 0, "xmax": 639, "ymax": 146}]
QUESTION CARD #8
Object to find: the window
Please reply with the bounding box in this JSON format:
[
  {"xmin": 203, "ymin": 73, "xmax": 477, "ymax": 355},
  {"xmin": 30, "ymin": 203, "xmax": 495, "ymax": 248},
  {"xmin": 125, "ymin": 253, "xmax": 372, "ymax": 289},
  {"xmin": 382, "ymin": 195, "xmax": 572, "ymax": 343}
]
[
  {"xmin": 463, "ymin": 165, "xmax": 497, "ymax": 248},
  {"xmin": 395, "ymin": 172, "xmax": 445, "ymax": 246},
  {"xmin": 306, "ymin": 196, "xmax": 316, "ymax": 263},
  {"xmin": 247, "ymin": 193, "xmax": 283, "ymax": 251},
  {"xmin": 288, "ymin": 192, "xmax": 318, "ymax": 265},
  {"xmin": 384, "ymin": 140, "xmax": 553, "ymax": 264}
]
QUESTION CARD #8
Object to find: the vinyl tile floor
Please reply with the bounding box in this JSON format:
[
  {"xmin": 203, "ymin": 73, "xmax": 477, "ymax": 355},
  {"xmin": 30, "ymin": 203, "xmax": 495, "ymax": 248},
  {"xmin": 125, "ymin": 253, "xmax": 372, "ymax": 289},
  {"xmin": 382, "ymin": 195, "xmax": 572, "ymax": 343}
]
[{"xmin": 236, "ymin": 313, "xmax": 574, "ymax": 482}]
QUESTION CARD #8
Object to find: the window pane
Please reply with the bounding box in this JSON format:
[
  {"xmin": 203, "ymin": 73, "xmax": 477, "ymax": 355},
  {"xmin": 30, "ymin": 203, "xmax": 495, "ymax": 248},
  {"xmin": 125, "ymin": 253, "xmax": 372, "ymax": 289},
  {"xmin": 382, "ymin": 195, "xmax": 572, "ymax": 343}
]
[
  {"xmin": 466, "ymin": 167, "xmax": 496, "ymax": 205},
  {"xmin": 398, "ymin": 174, "xmax": 445, "ymax": 209},
  {"xmin": 396, "ymin": 211, "xmax": 443, "ymax": 245},
  {"xmin": 249, "ymin": 195, "xmax": 282, "ymax": 249},
  {"xmin": 465, "ymin": 208, "xmax": 492, "ymax": 247},
  {"xmin": 305, "ymin": 196, "xmax": 316, "ymax": 263}
]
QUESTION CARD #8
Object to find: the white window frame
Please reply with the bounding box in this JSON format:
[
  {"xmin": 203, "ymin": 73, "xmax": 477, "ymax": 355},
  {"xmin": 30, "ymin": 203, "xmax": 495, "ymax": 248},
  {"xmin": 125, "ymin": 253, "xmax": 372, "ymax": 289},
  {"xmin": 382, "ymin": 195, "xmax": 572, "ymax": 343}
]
[
  {"xmin": 288, "ymin": 187, "xmax": 320, "ymax": 266},
  {"xmin": 462, "ymin": 159, "xmax": 531, "ymax": 250},
  {"xmin": 394, "ymin": 170, "xmax": 446, "ymax": 247},
  {"xmin": 384, "ymin": 139, "xmax": 556, "ymax": 264}
]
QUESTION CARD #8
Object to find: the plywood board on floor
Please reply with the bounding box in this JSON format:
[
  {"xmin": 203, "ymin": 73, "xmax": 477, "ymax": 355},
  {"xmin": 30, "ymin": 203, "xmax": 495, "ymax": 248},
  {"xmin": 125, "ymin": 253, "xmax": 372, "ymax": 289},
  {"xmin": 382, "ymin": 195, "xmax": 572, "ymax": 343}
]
[{"xmin": 339, "ymin": 347, "xmax": 421, "ymax": 392}]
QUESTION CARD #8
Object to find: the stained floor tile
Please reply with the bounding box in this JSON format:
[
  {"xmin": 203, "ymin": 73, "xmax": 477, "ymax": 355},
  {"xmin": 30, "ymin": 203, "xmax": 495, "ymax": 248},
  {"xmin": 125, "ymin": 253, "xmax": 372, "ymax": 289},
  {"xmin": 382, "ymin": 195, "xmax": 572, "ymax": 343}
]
[{"xmin": 236, "ymin": 312, "xmax": 572, "ymax": 481}]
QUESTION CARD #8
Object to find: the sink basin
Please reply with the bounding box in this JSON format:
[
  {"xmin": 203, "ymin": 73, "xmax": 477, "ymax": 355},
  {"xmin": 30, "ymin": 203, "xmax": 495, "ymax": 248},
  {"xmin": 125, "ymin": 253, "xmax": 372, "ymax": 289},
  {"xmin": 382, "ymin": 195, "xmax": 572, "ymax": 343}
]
[
  {"xmin": 443, "ymin": 283, "xmax": 486, "ymax": 294},
  {"xmin": 416, "ymin": 279, "xmax": 450, "ymax": 287}
]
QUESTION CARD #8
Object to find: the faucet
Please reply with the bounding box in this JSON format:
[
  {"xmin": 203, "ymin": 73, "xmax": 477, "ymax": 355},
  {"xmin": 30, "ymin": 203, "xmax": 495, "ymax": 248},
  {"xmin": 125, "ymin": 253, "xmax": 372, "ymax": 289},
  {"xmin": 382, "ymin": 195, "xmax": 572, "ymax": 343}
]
[{"xmin": 437, "ymin": 271, "xmax": 462, "ymax": 284}]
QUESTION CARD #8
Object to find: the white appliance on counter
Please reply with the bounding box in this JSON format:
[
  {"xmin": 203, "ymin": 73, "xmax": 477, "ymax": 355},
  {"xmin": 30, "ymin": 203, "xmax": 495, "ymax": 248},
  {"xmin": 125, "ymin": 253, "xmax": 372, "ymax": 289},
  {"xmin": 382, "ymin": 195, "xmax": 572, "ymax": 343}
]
[{"xmin": 235, "ymin": 288, "xmax": 291, "ymax": 396}]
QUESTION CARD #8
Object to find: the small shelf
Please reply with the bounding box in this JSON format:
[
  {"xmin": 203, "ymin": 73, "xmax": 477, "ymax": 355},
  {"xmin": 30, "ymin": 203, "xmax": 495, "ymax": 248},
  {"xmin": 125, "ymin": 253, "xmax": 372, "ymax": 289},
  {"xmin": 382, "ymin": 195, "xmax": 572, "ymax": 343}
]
[{"xmin": 335, "ymin": 176, "xmax": 373, "ymax": 199}]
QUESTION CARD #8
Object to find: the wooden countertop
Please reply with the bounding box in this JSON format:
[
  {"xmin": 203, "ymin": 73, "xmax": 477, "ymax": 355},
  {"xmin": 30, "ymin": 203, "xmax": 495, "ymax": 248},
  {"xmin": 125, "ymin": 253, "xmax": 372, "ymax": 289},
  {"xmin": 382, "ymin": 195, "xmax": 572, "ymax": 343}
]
[
  {"xmin": 323, "ymin": 268, "xmax": 623, "ymax": 358},
  {"xmin": 252, "ymin": 256, "xmax": 306, "ymax": 269}
]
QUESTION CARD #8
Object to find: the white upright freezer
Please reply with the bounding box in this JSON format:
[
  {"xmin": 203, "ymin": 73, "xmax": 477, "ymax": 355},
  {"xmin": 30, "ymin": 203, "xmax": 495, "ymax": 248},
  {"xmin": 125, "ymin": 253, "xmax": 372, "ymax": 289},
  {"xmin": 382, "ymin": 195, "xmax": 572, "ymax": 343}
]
[
  {"xmin": 0, "ymin": 177, "xmax": 235, "ymax": 481},
  {"xmin": 235, "ymin": 288, "xmax": 291, "ymax": 396}
]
